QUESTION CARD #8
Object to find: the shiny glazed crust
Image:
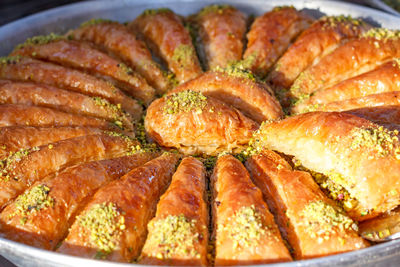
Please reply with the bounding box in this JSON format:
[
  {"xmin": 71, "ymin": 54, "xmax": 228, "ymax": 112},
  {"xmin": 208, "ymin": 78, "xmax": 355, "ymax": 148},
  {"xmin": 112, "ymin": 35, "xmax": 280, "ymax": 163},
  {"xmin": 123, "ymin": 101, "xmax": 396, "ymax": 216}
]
[
  {"xmin": 0, "ymin": 80, "xmax": 133, "ymax": 130},
  {"xmin": 58, "ymin": 153, "xmax": 178, "ymax": 262},
  {"xmin": 212, "ymin": 155, "xmax": 291, "ymax": 265},
  {"xmin": 129, "ymin": 9, "xmax": 202, "ymax": 83},
  {"xmin": 145, "ymin": 95, "xmax": 258, "ymax": 155},
  {"xmin": 246, "ymin": 151, "xmax": 368, "ymax": 259},
  {"xmin": 0, "ymin": 133, "xmax": 141, "ymax": 209},
  {"xmin": 268, "ymin": 16, "xmax": 370, "ymax": 91},
  {"xmin": 69, "ymin": 20, "xmax": 172, "ymax": 94},
  {"xmin": 0, "ymin": 104, "xmax": 121, "ymax": 132},
  {"xmin": 0, "ymin": 153, "xmax": 156, "ymax": 250},
  {"xmin": 140, "ymin": 157, "xmax": 208, "ymax": 266},
  {"xmin": 243, "ymin": 6, "xmax": 312, "ymax": 78},
  {"xmin": 254, "ymin": 112, "xmax": 400, "ymax": 221},
  {"xmin": 169, "ymin": 71, "xmax": 283, "ymax": 123},
  {"xmin": 290, "ymin": 33, "xmax": 400, "ymax": 98},
  {"xmin": 0, "ymin": 126, "xmax": 103, "ymax": 159},
  {"xmin": 0, "ymin": 57, "xmax": 142, "ymax": 120},
  {"xmin": 11, "ymin": 39, "xmax": 155, "ymax": 104},
  {"xmin": 195, "ymin": 5, "xmax": 247, "ymax": 69}
]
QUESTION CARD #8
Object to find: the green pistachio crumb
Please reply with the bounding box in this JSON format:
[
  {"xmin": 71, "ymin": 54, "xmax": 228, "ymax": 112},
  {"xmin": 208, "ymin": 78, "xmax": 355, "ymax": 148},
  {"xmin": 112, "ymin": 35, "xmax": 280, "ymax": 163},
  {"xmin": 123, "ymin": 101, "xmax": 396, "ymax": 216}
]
[
  {"xmin": 220, "ymin": 205, "xmax": 267, "ymax": 251},
  {"xmin": 164, "ymin": 90, "xmax": 207, "ymax": 115},
  {"xmin": 349, "ymin": 126, "xmax": 400, "ymax": 157},
  {"xmin": 77, "ymin": 202, "xmax": 125, "ymax": 255},
  {"xmin": 172, "ymin": 44, "xmax": 196, "ymax": 68},
  {"xmin": 143, "ymin": 215, "xmax": 200, "ymax": 259},
  {"xmin": 16, "ymin": 33, "xmax": 64, "ymax": 50},
  {"xmin": 0, "ymin": 56, "xmax": 21, "ymax": 65},
  {"xmin": 80, "ymin": 18, "xmax": 113, "ymax": 28},
  {"xmin": 213, "ymin": 64, "xmax": 256, "ymax": 81},
  {"xmin": 0, "ymin": 147, "xmax": 40, "ymax": 181},
  {"xmin": 301, "ymin": 200, "xmax": 356, "ymax": 239},
  {"xmin": 142, "ymin": 8, "xmax": 172, "ymax": 16},
  {"xmin": 362, "ymin": 28, "xmax": 400, "ymax": 41},
  {"xmin": 11, "ymin": 185, "xmax": 54, "ymax": 224},
  {"xmin": 198, "ymin": 4, "xmax": 232, "ymax": 17}
]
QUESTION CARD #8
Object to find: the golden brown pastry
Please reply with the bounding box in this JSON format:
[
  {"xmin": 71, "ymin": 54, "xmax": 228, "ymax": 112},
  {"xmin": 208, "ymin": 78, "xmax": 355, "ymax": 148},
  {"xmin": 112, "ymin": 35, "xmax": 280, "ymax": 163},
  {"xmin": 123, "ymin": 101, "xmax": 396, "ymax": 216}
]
[
  {"xmin": 0, "ymin": 80, "xmax": 133, "ymax": 130},
  {"xmin": 58, "ymin": 153, "xmax": 178, "ymax": 262},
  {"xmin": 11, "ymin": 37, "xmax": 155, "ymax": 104},
  {"xmin": 194, "ymin": 5, "xmax": 247, "ymax": 70},
  {"xmin": 140, "ymin": 157, "xmax": 208, "ymax": 266},
  {"xmin": 212, "ymin": 155, "xmax": 291, "ymax": 265},
  {"xmin": 290, "ymin": 28, "xmax": 400, "ymax": 99},
  {"xmin": 169, "ymin": 70, "xmax": 283, "ymax": 123},
  {"xmin": 0, "ymin": 126, "xmax": 102, "ymax": 159},
  {"xmin": 246, "ymin": 150, "xmax": 368, "ymax": 259},
  {"xmin": 129, "ymin": 9, "xmax": 202, "ymax": 83},
  {"xmin": 0, "ymin": 152, "xmax": 156, "ymax": 250},
  {"xmin": 0, "ymin": 56, "xmax": 142, "ymax": 120},
  {"xmin": 293, "ymin": 59, "xmax": 400, "ymax": 113},
  {"xmin": 145, "ymin": 91, "xmax": 258, "ymax": 155},
  {"xmin": 68, "ymin": 20, "xmax": 172, "ymax": 94},
  {"xmin": 305, "ymin": 92, "xmax": 400, "ymax": 113},
  {"xmin": 243, "ymin": 6, "xmax": 312, "ymax": 78},
  {"xmin": 0, "ymin": 133, "xmax": 141, "ymax": 209},
  {"xmin": 268, "ymin": 16, "xmax": 369, "ymax": 92},
  {"xmin": 0, "ymin": 104, "xmax": 124, "ymax": 132},
  {"xmin": 252, "ymin": 111, "xmax": 400, "ymax": 221},
  {"xmin": 345, "ymin": 105, "xmax": 400, "ymax": 125}
]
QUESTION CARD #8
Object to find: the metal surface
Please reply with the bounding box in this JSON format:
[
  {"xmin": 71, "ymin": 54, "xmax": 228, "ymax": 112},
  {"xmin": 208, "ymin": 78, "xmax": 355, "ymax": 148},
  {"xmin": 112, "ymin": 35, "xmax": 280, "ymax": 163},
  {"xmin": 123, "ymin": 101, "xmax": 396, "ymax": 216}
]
[{"xmin": 0, "ymin": 0, "xmax": 400, "ymax": 266}]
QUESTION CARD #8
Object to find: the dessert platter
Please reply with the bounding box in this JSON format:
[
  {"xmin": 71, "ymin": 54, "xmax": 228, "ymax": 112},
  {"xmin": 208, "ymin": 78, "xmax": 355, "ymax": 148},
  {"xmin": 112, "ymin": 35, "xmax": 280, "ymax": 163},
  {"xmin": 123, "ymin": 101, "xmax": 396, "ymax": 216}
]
[{"xmin": 1, "ymin": 0, "xmax": 400, "ymax": 266}]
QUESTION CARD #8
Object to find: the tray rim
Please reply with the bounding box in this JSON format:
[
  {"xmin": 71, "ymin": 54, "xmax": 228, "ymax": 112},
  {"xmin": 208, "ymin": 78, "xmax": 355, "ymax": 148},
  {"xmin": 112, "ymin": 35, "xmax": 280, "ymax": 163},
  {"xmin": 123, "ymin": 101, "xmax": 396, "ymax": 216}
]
[{"xmin": 1, "ymin": 0, "xmax": 400, "ymax": 266}]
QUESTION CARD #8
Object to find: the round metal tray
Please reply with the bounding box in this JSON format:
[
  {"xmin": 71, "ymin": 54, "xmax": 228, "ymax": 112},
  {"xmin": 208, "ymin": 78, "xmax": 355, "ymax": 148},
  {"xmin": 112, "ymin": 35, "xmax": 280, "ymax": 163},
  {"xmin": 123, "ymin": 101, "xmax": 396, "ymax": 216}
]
[{"xmin": 1, "ymin": 0, "xmax": 400, "ymax": 266}]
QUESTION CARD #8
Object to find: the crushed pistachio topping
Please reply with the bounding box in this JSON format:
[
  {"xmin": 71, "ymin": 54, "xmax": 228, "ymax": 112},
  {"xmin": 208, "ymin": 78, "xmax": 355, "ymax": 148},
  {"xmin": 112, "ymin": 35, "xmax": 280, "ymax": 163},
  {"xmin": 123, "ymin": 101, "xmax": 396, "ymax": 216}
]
[
  {"xmin": 272, "ymin": 5, "xmax": 295, "ymax": 12},
  {"xmin": 164, "ymin": 90, "xmax": 207, "ymax": 114},
  {"xmin": 301, "ymin": 200, "xmax": 356, "ymax": 239},
  {"xmin": 230, "ymin": 53, "xmax": 257, "ymax": 72},
  {"xmin": 77, "ymin": 202, "xmax": 125, "ymax": 256},
  {"xmin": 349, "ymin": 126, "xmax": 400, "ymax": 157},
  {"xmin": 12, "ymin": 185, "xmax": 54, "ymax": 224},
  {"xmin": 362, "ymin": 28, "xmax": 400, "ymax": 40},
  {"xmin": 16, "ymin": 33, "xmax": 64, "ymax": 50},
  {"xmin": 0, "ymin": 56, "xmax": 21, "ymax": 65},
  {"xmin": 320, "ymin": 15, "xmax": 363, "ymax": 27},
  {"xmin": 80, "ymin": 18, "xmax": 113, "ymax": 28},
  {"xmin": 172, "ymin": 44, "xmax": 195, "ymax": 68},
  {"xmin": 198, "ymin": 4, "xmax": 231, "ymax": 16},
  {"xmin": 144, "ymin": 215, "xmax": 200, "ymax": 259},
  {"xmin": 220, "ymin": 205, "xmax": 266, "ymax": 250},
  {"xmin": 142, "ymin": 8, "xmax": 172, "ymax": 16},
  {"xmin": 0, "ymin": 147, "xmax": 40, "ymax": 181},
  {"xmin": 117, "ymin": 63, "xmax": 134, "ymax": 75},
  {"xmin": 393, "ymin": 58, "xmax": 400, "ymax": 67},
  {"xmin": 91, "ymin": 97, "xmax": 126, "ymax": 127},
  {"xmin": 214, "ymin": 64, "xmax": 256, "ymax": 81},
  {"xmin": 103, "ymin": 131, "xmax": 144, "ymax": 155}
]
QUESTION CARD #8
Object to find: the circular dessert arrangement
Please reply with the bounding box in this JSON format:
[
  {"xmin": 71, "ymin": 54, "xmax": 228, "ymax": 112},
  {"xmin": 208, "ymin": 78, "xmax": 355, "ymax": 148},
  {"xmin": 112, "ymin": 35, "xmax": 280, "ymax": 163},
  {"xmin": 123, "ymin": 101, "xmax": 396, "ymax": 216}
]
[{"xmin": 1, "ymin": 2, "xmax": 400, "ymax": 266}]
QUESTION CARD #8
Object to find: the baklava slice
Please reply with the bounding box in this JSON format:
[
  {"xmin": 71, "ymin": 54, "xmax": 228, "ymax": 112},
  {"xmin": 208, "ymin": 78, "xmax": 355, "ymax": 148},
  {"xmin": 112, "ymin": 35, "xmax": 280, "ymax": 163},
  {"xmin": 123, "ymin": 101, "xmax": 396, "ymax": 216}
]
[
  {"xmin": 0, "ymin": 80, "xmax": 133, "ymax": 130},
  {"xmin": 243, "ymin": 6, "xmax": 312, "ymax": 78},
  {"xmin": 290, "ymin": 28, "xmax": 400, "ymax": 99},
  {"xmin": 58, "ymin": 153, "xmax": 178, "ymax": 262},
  {"xmin": 268, "ymin": 16, "xmax": 369, "ymax": 92},
  {"xmin": 140, "ymin": 157, "xmax": 208, "ymax": 266},
  {"xmin": 0, "ymin": 57, "xmax": 142, "ymax": 120},
  {"xmin": 69, "ymin": 20, "xmax": 172, "ymax": 94},
  {"xmin": 212, "ymin": 155, "xmax": 291, "ymax": 265},
  {"xmin": 0, "ymin": 133, "xmax": 141, "ymax": 208},
  {"xmin": 0, "ymin": 152, "xmax": 156, "ymax": 250},
  {"xmin": 169, "ymin": 69, "xmax": 283, "ymax": 123},
  {"xmin": 252, "ymin": 111, "xmax": 400, "ymax": 221},
  {"xmin": 246, "ymin": 150, "xmax": 368, "ymax": 259},
  {"xmin": 293, "ymin": 59, "xmax": 400, "ymax": 114},
  {"xmin": 129, "ymin": 9, "xmax": 202, "ymax": 83},
  {"xmin": 145, "ymin": 91, "xmax": 258, "ymax": 155},
  {"xmin": 0, "ymin": 126, "xmax": 102, "ymax": 159},
  {"xmin": 194, "ymin": 5, "xmax": 247, "ymax": 70},
  {"xmin": 11, "ymin": 36, "xmax": 155, "ymax": 104}
]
